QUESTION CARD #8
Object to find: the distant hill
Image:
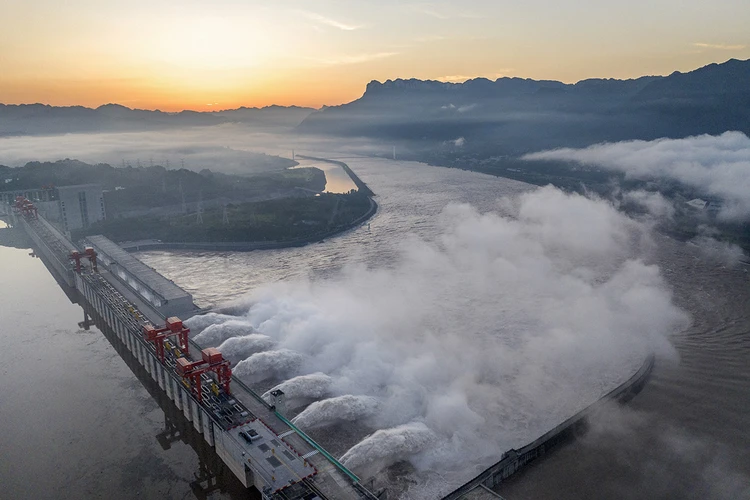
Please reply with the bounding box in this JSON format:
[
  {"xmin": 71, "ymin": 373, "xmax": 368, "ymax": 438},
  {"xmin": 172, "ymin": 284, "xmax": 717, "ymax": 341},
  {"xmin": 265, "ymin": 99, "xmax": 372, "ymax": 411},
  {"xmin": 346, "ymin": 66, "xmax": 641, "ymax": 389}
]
[
  {"xmin": 0, "ymin": 104, "xmax": 315, "ymax": 136},
  {"xmin": 297, "ymin": 58, "xmax": 750, "ymax": 154}
]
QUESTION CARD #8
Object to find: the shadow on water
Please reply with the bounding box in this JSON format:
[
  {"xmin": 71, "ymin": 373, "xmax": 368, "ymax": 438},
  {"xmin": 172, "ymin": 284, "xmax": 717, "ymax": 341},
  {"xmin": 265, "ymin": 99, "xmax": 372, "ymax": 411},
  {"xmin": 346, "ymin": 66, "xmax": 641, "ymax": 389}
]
[{"xmin": 79, "ymin": 303, "xmax": 261, "ymax": 500}]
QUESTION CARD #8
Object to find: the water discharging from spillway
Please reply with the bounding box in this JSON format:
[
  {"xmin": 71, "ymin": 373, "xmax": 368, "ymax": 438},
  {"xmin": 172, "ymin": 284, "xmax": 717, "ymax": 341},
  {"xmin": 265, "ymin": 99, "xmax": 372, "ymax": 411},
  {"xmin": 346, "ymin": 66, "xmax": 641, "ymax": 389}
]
[{"xmin": 140, "ymin": 157, "xmax": 749, "ymax": 499}]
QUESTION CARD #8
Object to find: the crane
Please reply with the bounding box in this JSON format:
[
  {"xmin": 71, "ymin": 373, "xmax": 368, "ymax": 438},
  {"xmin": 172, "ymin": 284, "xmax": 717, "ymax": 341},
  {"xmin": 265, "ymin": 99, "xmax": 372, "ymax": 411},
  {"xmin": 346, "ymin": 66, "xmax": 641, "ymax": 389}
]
[
  {"xmin": 143, "ymin": 317, "xmax": 191, "ymax": 363},
  {"xmin": 176, "ymin": 348, "xmax": 232, "ymax": 402}
]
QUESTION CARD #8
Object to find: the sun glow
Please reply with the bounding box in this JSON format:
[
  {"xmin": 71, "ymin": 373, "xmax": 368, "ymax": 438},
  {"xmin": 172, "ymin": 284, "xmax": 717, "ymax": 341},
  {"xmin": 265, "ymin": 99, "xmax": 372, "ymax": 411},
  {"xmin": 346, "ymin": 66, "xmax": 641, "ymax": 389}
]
[
  {"xmin": 146, "ymin": 16, "xmax": 271, "ymax": 71},
  {"xmin": 2, "ymin": 1, "xmax": 749, "ymax": 110}
]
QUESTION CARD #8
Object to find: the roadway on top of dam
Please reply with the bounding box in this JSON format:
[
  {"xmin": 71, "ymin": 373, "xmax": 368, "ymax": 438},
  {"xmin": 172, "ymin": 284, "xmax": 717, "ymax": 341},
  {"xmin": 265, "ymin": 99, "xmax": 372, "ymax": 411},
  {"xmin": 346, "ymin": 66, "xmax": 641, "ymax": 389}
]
[{"xmin": 11, "ymin": 209, "xmax": 376, "ymax": 500}]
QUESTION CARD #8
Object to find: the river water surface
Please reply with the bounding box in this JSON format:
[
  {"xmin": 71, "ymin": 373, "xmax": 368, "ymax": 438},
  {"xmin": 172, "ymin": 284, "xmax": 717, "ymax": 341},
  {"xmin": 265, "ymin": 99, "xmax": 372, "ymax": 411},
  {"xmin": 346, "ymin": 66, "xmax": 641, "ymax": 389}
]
[
  {"xmin": 1, "ymin": 155, "xmax": 748, "ymax": 499},
  {"xmin": 0, "ymin": 220, "xmax": 254, "ymax": 500},
  {"xmin": 138, "ymin": 156, "xmax": 750, "ymax": 499}
]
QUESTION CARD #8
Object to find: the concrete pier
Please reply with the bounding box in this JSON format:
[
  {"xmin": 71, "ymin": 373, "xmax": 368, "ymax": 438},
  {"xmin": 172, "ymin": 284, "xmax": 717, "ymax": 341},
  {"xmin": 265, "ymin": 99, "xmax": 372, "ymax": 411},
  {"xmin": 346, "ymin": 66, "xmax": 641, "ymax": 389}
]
[{"xmin": 17, "ymin": 211, "xmax": 376, "ymax": 500}]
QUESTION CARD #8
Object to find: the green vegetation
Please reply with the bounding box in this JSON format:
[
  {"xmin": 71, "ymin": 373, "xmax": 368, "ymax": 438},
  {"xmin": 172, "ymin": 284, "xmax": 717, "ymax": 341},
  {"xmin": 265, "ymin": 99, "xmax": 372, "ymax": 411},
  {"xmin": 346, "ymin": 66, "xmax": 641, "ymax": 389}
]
[
  {"xmin": 0, "ymin": 159, "xmax": 326, "ymax": 218},
  {"xmin": 3, "ymin": 158, "xmax": 377, "ymax": 248},
  {"xmin": 74, "ymin": 192, "xmax": 373, "ymax": 244}
]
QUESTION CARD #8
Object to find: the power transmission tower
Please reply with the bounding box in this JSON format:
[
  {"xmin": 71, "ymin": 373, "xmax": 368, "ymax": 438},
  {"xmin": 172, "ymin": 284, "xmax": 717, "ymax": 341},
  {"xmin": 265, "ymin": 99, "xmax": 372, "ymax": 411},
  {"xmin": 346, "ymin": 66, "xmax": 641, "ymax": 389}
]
[
  {"xmin": 179, "ymin": 179, "xmax": 186, "ymax": 214},
  {"xmin": 196, "ymin": 191, "xmax": 203, "ymax": 225},
  {"xmin": 222, "ymin": 204, "xmax": 229, "ymax": 225}
]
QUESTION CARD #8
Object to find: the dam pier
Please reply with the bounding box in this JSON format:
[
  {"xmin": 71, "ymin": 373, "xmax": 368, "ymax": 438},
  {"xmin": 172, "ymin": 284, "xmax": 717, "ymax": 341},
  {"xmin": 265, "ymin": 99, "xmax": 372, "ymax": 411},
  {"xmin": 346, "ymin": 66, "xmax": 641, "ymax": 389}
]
[{"xmin": 8, "ymin": 196, "xmax": 379, "ymax": 500}]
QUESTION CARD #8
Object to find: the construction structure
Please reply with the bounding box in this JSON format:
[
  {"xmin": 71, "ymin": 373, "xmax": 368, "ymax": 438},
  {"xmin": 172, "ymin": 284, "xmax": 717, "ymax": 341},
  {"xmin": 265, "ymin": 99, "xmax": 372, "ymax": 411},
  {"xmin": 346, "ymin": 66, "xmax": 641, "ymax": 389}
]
[{"xmin": 9, "ymin": 197, "xmax": 379, "ymax": 500}]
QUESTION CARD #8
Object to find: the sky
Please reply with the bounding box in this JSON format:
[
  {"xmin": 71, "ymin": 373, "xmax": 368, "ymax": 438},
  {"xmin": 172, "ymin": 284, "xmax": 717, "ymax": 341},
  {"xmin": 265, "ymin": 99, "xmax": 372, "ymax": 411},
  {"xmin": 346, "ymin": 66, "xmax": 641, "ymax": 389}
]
[{"xmin": 1, "ymin": 0, "xmax": 749, "ymax": 111}]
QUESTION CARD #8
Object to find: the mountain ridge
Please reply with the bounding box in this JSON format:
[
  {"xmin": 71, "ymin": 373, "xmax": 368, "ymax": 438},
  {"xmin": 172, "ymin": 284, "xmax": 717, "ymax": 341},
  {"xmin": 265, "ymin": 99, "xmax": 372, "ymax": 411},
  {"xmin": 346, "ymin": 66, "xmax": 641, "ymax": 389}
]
[
  {"xmin": 0, "ymin": 103, "xmax": 316, "ymax": 136},
  {"xmin": 297, "ymin": 58, "xmax": 750, "ymax": 153}
]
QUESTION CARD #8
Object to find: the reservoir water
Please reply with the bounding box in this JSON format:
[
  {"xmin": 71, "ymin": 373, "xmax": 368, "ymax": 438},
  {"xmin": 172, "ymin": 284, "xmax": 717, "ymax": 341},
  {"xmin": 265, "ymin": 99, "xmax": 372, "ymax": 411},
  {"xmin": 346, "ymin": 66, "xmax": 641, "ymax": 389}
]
[
  {"xmin": 139, "ymin": 156, "xmax": 750, "ymax": 499},
  {"xmin": 292, "ymin": 158, "xmax": 358, "ymax": 194},
  {"xmin": 0, "ymin": 220, "xmax": 252, "ymax": 500},
  {"xmin": 1, "ymin": 155, "xmax": 749, "ymax": 499}
]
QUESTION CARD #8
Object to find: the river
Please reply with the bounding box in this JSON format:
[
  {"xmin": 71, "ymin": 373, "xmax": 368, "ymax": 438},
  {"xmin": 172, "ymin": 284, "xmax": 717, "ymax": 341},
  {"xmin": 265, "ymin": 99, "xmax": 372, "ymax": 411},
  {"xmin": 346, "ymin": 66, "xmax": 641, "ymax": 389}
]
[
  {"xmin": 0, "ymin": 220, "xmax": 254, "ymax": 500},
  {"xmin": 137, "ymin": 156, "xmax": 750, "ymax": 499},
  {"xmin": 292, "ymin": 158, "xmax": 358, "ymax": 194},
  {"xmin": 1, "ymin": 155, "xmax": 748, "ymax": 499}
]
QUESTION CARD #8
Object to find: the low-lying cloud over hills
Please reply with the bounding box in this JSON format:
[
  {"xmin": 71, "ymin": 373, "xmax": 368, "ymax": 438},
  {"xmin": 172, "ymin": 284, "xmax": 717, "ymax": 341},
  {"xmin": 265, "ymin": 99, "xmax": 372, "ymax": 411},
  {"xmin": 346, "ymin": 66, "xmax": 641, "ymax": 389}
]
[
  {"xmin": 0, "ymin": 104, "xmax": 314, "ymax": 136},
  {"xmin": 524, "ymin": 132, "xmax": 750, "ymax": 221}
]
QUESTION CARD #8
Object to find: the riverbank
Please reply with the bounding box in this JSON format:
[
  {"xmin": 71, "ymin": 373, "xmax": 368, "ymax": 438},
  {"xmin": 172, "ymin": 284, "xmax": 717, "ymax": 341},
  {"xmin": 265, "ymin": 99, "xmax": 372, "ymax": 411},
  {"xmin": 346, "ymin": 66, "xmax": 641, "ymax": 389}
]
[
  {"xmin": 120, "ymin": 196, "xmax": 377, "ymax": 252},
  {"xmin": 118, "ymin": 158, "xmax": 377, "ymax": 252}
]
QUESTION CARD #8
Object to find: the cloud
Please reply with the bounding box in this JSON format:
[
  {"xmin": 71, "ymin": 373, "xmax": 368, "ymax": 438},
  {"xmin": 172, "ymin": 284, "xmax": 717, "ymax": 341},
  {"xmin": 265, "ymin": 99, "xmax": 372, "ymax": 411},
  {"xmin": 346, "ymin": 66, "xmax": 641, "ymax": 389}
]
[
  {"xmin": 438, "ymin": 102, "xmax": 477, "ymax": 112},
  {"xmin": 437, "ymin": 70, "xmax": 516, "ymax": 83},
  {"xmin": 693, "ymin": 42, "xmax": 746, "ymax": 50},
  {"xmin": 0, "ymin": 125, "xmax": 390, "ymax": 175},
  {"xmin": 523, "ymin": 132, "xmax": 750, "ymax": 220},
  {"xmin": 297, "ymin": 10, "xmax": 362, "ymax": 31},
  {"xmin": 582, "ymin": 405, "xmax": 750, "ymax": 500},
  {"xmin": 437, "ymin": 75, "xmax": 476, "ymax": 83},
  {"xmin": 622, "ymin": 190, "xmax": 676, "ymax": 220},
  {"xmin": 210, "ymin": 186, "xmax": 686, "ymax": 497},
  {"xmin": 689, "ymin": 236, "xmax": 747, "ymax": 267},
  {"xmin": 452, "ymin": 137, "xmax": 465, "ymax": 147}
]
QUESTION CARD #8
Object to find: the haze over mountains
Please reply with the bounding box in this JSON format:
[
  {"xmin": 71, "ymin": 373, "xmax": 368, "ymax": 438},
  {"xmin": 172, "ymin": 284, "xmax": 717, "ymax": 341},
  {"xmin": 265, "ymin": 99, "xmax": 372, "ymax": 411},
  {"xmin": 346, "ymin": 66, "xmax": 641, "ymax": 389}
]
[
  {"xmin": 2, "ymin": 59, "xmax": 747, "ymax": 155},
  {"xmin": 299, "ymin": 58, "xmax": 750, "ymax": 154},
  {"xmin": 0, "ymin": 104, "xmax": 314, "ymax": 136},
  {"xmin": 2, "ymin": 57, "xmax": 749, "ymax": 248}
]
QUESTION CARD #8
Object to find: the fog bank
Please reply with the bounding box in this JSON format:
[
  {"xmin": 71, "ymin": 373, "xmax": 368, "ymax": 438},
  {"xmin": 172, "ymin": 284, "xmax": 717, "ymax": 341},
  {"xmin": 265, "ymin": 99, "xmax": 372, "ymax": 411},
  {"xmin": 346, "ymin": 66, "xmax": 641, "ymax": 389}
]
[{"xmin": 524, "ymin": 132, "xmax": 750, "ymax": 220}]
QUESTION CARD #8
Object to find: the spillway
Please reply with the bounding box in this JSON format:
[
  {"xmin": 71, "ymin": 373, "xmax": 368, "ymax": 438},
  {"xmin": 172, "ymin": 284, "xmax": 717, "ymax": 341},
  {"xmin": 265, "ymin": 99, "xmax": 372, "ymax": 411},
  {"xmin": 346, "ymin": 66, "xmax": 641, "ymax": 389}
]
[
  {"xmin": 8, "ymin": 195, "xmax": 654, "ymax": 500},
  {"xmin": 10, "ymin": 204, "xmax": 377, "ymax": 500}
]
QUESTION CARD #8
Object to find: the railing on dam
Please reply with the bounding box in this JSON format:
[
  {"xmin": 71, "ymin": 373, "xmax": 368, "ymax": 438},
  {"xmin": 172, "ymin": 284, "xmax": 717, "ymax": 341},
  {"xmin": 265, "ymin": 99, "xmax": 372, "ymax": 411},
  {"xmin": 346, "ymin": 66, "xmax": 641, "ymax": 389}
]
[
  {"xmin": 441, "ymin": 354, "xmax": 656, "ymax": 500},
  {"xmin": 17, "ymin": 210, "xmax": 377, "ymax": 500}
]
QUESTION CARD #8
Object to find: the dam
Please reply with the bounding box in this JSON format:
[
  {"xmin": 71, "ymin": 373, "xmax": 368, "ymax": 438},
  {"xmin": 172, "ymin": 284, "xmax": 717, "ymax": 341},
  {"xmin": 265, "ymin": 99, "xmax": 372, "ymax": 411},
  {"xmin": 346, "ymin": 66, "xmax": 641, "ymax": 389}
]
[
  {"xmin": 7, "ymin": 193, "xmax": 655, "ymax": 500},
  {"xmin": 7, "ymin": 196, "xmax": 378, "ymax": 500}
]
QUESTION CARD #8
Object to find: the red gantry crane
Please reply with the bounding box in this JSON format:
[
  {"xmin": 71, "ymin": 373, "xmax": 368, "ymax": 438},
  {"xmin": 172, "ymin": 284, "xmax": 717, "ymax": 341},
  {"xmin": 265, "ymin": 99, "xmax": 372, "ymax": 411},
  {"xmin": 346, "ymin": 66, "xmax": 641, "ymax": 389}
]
[
  {"xmin": 143, "ymin": 317, "xmax": 191, "ymax": 363},
  {"xmin": 14, "ymin": 196, "xmax": 38, "ymax": 219},
  {"xmin": 176, "ymin": 348, "xmax": 232, "ymax": 402},
  {"xmin": 70, "ymin": 247, "xmax": 98, "ymax": 273}
]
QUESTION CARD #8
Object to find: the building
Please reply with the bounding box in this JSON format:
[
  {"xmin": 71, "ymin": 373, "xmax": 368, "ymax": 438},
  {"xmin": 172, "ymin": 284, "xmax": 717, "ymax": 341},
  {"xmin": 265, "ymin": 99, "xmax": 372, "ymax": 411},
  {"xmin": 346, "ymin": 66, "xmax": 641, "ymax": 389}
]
[
  {"xmin": 1, "ymin": 184, "xmax": 105, "ymax": 233},
  {"xmin": 85, "ymin": 234, "xmax": 198, "ymax": 319}
]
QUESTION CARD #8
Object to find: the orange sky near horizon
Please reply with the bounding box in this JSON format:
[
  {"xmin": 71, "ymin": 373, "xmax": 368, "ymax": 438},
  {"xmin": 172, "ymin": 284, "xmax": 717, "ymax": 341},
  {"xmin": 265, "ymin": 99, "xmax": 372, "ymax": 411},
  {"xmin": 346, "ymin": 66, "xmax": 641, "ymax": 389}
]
[{"xmin": 1, "ymin": 0, "xmax": 749, "ymax": 112}]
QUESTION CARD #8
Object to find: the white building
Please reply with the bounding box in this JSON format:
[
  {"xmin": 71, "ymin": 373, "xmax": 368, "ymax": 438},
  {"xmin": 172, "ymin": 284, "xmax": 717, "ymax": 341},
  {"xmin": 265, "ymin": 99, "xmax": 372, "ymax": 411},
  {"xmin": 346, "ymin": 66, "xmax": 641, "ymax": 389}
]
[{"xmin": 1, "ymin": 184, "xmax": 106, "ymax": 232}]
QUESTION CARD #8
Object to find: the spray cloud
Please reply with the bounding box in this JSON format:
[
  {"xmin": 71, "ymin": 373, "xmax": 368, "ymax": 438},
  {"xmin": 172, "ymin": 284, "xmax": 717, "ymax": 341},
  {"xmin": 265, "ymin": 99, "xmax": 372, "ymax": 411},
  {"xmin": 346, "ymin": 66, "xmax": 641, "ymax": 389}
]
[{"xmin": 202, "ymin": 186, "xmax": 689, "ymax": 496}]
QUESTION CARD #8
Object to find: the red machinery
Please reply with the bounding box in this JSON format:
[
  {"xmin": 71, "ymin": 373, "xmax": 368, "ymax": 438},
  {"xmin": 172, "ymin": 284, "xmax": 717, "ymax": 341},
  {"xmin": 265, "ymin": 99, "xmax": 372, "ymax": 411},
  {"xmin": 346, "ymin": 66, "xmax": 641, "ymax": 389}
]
[
  {"xmin": 70, "ymin": 247, "xmax": 98, "ymax": 273},
  {"xmin": 176, "ymin": 347, "xmax": 232, "ymax": 402},
  {"xmin": 14, "ymin": 196, "xmax": 38, "ymax": 219},
  {"xmin": 143, "ymin": 317, "xmax": 190, "ymax": 363}
]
